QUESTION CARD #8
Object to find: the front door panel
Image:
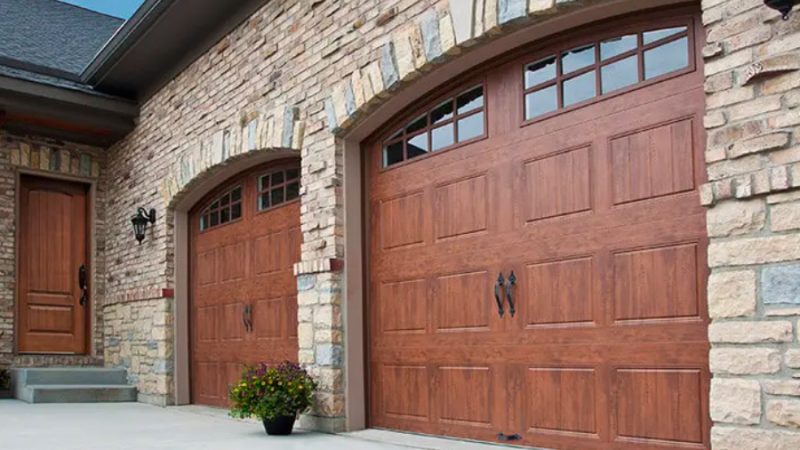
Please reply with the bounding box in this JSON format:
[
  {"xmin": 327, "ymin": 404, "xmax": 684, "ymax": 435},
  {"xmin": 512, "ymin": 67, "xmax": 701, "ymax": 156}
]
[{"xmin": 18, "ymin": 175, "xmax": 89, "ymax": 354}]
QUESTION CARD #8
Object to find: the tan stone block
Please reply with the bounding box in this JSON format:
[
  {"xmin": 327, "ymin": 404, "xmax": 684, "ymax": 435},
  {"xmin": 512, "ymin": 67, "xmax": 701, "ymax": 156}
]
[
  {"xmin": 727, "ymin": 25, "xmax": 771, "ymax": 53},
  {"xmin": 707, "ymin": 9, "xmax": 761, "ymax": 42},
  {"xmin": 9, "ymin": 148, "xmax": 19, "ymax": 166},
  {"xmin": 765, "ymin": 306, "xmax": 800, "ymax": 316},
  {"xmin": 704, "ymin": 111, "xmax": 726, "ymax": 130},
  {"xmin": 710, "ymin": 378, "xmax": 761, "ymax": 424},
  {"xmin": 20, "ymin": 142, "xmax": 30, "ymax": 166},
  {"xmin": 768, "ymin": 399, "xmax": 800, "ymax": 429},
  {"xmin": 712, "ymin": 426, "xmax": 800, "ymax": 450},
  {"xmin": 393, "ymin": 29, "xmax": 417, "ymax": 80},
  {"xmin": 438, "ymin": 9, "xmax": 457, "ymax": 55},
  {"xmin": 707, "ymin": 199, "xmax": 765, "ymax": 237},
  {"xmin": 700, "ymin": 183, "xmax": 714, "ymax": 206},
  {"xmin": 786, "ymin": 349, "xmax": 800, "ymax": 369},
  {"xmin": 728, "ymin": 132, "xmax": 790, "ymax": 159},
  {"xmin": 705, "ymin": 50, "xmax": 754, "ymax": 76},
  {"xmin": 727, "ymin": 96, "xmax": 782, "ymax": 122},
  {"xmin": 707, "ymin": 86, "xmax": 754, "ymax": 109},
  {"xmin": 529, "ymin": 0, "xmax": 555, "ymax": 14},
  {"xmin": 708, "ymin": 235, "xmax": 800, "ymax": 267},
  {"xmin": 298, "ymin": 323, "xmax": 313, "ymax": 349},
  {"xmin": 762, "ymin": 71, "xmax": 800, "ymax": 95},
  {"xmin": 709, "ymin": 321, "xmax": 793, "ymax": 343},
  {"xmin": 772, "ymin": 202, "xmax": 800, "ymax": 231},
  {"xmin": 771, "ymin": 110, "xmax": 800, "ymax": 129},
  {"xmin": 764, "ymin": 380, "xmax": 800, "ymax": 396},
  {"xmin": 710, "ymin": 348, "xmax": 781, "ymax": 375}
]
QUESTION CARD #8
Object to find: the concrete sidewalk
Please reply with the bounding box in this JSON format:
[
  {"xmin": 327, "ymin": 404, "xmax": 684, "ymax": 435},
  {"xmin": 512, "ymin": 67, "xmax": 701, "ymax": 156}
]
[{"xmin": 0, "ymin": 400, "xmax": 510, "ymax": 450}]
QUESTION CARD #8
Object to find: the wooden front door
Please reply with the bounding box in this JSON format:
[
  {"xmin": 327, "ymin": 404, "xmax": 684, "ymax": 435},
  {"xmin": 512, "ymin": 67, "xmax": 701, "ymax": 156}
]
[
  {"xmin": 189, "ymin": 160, "xmax": 301, "ymax": 407},
  {"xmin": 367, "ymin": 8, "xmax": 710, "ymax": 449},
  {"xmin": 18, "ymin": 175, "xmax": 90, "ymax": 354}
]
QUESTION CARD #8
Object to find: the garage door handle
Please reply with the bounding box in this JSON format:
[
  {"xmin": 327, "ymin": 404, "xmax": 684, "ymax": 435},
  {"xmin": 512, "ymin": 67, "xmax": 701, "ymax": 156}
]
[
  {"xmin": 504, "ymin": 271, "xmax": 517, "ymax": 318},
  {"xmin": 242, "ymin": 305, "xmax": 253, "ymax": 332},
  {"xmin": 494, "ymin": 273, "xmax": 505, "ymax": 318}
]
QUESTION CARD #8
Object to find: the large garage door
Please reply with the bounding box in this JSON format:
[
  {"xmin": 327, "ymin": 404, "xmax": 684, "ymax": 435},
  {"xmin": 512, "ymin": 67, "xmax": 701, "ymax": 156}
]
[
  {"xmin": 367, "ymin": 9, "xmax": 709, "ymax": 449},
  {"xmin": 190, "ymin": 160, "xmax": 301, "ymax": 407}
]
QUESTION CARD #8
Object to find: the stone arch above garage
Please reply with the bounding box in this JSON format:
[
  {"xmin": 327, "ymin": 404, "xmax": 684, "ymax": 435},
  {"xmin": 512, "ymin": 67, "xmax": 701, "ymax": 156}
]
[
  {"xmin": 160, "ymin": 104, "xmax": 305, "ymax": 210},
  {"xmin": 324, "ymin": 0, "xmax": 594, "ymax": 133}
]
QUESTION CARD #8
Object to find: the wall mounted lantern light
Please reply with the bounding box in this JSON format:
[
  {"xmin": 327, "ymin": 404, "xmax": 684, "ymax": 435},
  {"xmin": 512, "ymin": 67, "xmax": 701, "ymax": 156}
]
[
  {"xmin": 131, "ymin": 208, "xmax": 157, "ymax": 244},
  {"xmin": 765, "ymin": 0, "xmax": 798, "ymax": 19}
]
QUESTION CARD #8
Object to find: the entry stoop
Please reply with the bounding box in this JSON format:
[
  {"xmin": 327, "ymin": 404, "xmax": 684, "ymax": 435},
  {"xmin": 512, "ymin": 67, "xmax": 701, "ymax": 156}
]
[{"xmin": 11, "ymin": 368, "xmax": 137, "ymax": 403}]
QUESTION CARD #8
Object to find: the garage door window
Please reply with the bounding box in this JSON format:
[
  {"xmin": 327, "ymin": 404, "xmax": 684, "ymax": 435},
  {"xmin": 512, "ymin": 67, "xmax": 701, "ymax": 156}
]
[
  {"xmin": 199, "ymin": 186, "xmax": 243, "ymax": 231},
  {"xmin": 524, "ymin": 23, "xmax": 691, "ymax": 121},
  {"xmin": 382, "ymin": 85, "xmax": 485, "ymax": 168},
  {"xmin": 257, "ymin": 166, "xmax": 301, "ymax": 211}
]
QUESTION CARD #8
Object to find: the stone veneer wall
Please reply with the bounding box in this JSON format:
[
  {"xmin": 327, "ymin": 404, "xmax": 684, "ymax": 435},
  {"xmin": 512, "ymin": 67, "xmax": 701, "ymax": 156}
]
[
  {"xmin": 100, "ymin": 0, "xmax": 800, "ymax": 445},
  {"xmin": 0, "ymin": 131, "xmax": 106, "ymax": 368},
  {"xmin": 699, "ymin": 1, "xmax": 800, "ymax": 448}
]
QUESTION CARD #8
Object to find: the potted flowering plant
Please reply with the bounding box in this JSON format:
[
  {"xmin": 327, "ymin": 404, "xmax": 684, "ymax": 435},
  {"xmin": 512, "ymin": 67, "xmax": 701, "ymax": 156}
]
[{"xmin": 230, "ymin": 361, "xmax": 317, "ymax": 435}]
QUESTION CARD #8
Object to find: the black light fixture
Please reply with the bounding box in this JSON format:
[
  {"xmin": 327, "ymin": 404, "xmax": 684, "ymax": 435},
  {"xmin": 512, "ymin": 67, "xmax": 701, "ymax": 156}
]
[
  {"xmin": 131, "ymin": 208, "xmax": 157, "ymax": 244},
  {"xmin": 765, "ymin": 0, "xmax": 798, "ymax": 19}
]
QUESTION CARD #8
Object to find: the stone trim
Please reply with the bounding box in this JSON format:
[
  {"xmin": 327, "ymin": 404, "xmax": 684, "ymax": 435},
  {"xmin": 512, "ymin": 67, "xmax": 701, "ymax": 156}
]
[
  {"xmin": 105, "ymin": 287, "xmax": 175, "ymax": 307},
  {"xmin": 323, "ymin": 0, "xmax": 580, "ymax": 133},
  {"xmin": 8, "ymin": 141, "xmax": 101, "ymax": 178},
  {"xmin": 294, "ymin": 258, "xmax": 344, "ymax": 276},
  {"xmin": 159, "ymin": 104, "xmax": 305, "ymax": 207}
]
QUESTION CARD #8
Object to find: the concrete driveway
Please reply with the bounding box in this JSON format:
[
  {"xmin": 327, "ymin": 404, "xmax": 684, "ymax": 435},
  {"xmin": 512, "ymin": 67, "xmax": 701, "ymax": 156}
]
[{"xmin": 0, "ymin": 400, "xmax": 508, "ymax": 450}]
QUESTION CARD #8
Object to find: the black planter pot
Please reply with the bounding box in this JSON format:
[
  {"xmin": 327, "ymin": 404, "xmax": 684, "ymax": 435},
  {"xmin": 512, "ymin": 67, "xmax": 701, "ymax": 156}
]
[
  {"xmin": 262, "ymin": 415, "xmax": 296, "ymax": 435},
  {"xmin": 0, "ymin": 390, "xmax": 12, "ymax": 400}
]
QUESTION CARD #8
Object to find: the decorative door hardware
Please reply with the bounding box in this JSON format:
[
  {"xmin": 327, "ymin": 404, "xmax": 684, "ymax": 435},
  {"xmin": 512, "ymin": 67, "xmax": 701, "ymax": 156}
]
[
  {"xmin": 497, "ymin": 433, "xmax": 522, "ymax": 442},
  {"xmin": 504, "ymin": 271, "xmax": 517, "ymax": 318},
  {"xmin": 242, "ymin": 305, "xmax": 253, "ymax": 333},
  {"xmin": 78, "ymin": 264, "xmax": 89, "ymax": 306},
  {"xmin": 494, "ymin": 273, "xmax": 505, "ymax": 318}
]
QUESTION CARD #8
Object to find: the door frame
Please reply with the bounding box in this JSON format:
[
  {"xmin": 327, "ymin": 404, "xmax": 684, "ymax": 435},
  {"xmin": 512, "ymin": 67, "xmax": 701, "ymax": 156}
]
[{"xmin": 14, "ymin": 170, "xmax": 96, "ymax": 355}]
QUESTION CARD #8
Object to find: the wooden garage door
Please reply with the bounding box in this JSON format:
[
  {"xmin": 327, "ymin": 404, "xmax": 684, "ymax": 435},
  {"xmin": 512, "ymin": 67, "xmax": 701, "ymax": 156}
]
[
  {"xmin": 367, "ymin": 9, "xmax": 710, "ymax": 449},
  {"xmin": 190, "ymin": 159, "xmax": 301, "ymax": 407}
]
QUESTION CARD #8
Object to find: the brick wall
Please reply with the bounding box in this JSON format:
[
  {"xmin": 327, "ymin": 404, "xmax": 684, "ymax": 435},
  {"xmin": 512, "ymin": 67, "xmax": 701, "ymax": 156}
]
[
  {"xmin": 0, "ymin": 131, "xmax": 106, "ymax": 368},
  {"xmin": 700, "ymin": 0, "xmax": 800, "ymax": 447}
]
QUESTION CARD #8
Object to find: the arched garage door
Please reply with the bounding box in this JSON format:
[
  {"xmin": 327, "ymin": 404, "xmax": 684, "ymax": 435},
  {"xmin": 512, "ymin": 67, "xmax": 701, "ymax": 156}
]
[
  {"xmin": 366, "ymin": 8, "xmax": 709, "ymax": 449},
  {"xmin": 190, "ymin": 159, "xmax": 301, "ymax": 407}
]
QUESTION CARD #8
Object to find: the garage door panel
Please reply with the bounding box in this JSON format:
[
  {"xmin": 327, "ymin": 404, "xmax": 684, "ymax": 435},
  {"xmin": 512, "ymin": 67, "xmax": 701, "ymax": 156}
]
[
  {"xmin": 220, "ymin": 302, "xmax": 246, "ymax": 341},
  {"xmin": 434, "ymin": 174, "xmax": 490, "ymax": 240},
  {"xmin": 196, "ymin": 249, "xmax": 217, "ymax": 286},
  {"xmin": 610, "ymin": 118, "xmax": 696, "ymax": 205},
  {"xmin": 613, "ymin": 242, "xmax": 701, "ymax": 322},
  {"xmin": 523, "ymin": 367, "xmax": 599, "ymax": 435},
  {"xmin": 614, "ymin": 368, "xmax": 705, "ymax": 445},
  {"xmin": 378, "ymin": 191, "xmax": 426, "ymax": 250},
  {"xmin": 380, "ymin": 365, "xmax": 430, "ymax": 421},
  {"xmin": 253, "ymin": 298, "xmax": 284, "ymax": 339},
  {"xmin": 220, "ymin": 242, "xmax": 247, "ymax": 282},
  {"xmin": 523, "ymin": 256, "xmax": 595, "ymax": 326},
  {"xmin": 523, "ymin": 146, "xmax": 593, "ymax": 223},
  {"xmin": 434, "ymin": 271, "xmax": 492, "ymax": 332},
  {"xmin": 380, "ymin": 279, "xmax": 428, "ymax": 334},
  {"xmin": 436, "ymin": 366, "xmax": 494, "ymax": 427}
]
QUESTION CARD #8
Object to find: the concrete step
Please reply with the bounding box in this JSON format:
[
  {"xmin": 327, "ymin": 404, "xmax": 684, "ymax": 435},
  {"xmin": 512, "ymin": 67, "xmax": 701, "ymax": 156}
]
[
  {"xmin": 13, "ymin": 367, "xmax": 129, "ymax": 386},
  {"xmin": 20, "ymin": 384, "xmax": 138, "ymax": 403}
]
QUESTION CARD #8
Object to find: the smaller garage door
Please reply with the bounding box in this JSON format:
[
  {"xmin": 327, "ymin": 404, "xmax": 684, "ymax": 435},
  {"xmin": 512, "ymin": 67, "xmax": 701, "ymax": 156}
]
[{"xmin": 190, "ymin": 159, "xmax": 301, "ymax": 407}]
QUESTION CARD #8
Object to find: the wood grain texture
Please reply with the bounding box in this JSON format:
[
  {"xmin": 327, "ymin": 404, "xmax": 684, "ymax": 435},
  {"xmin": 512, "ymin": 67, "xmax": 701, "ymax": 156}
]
[
  {"xmin": 365, "ymin": 8, "xmax": 709, "ymax": 449},
  {"xmin": 189, "ymin": 159, "xmax": 301, "ymax": 407},
  {"xmin": 18, "ymin": 175, "xmax": 89, "ymax": 354}
]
